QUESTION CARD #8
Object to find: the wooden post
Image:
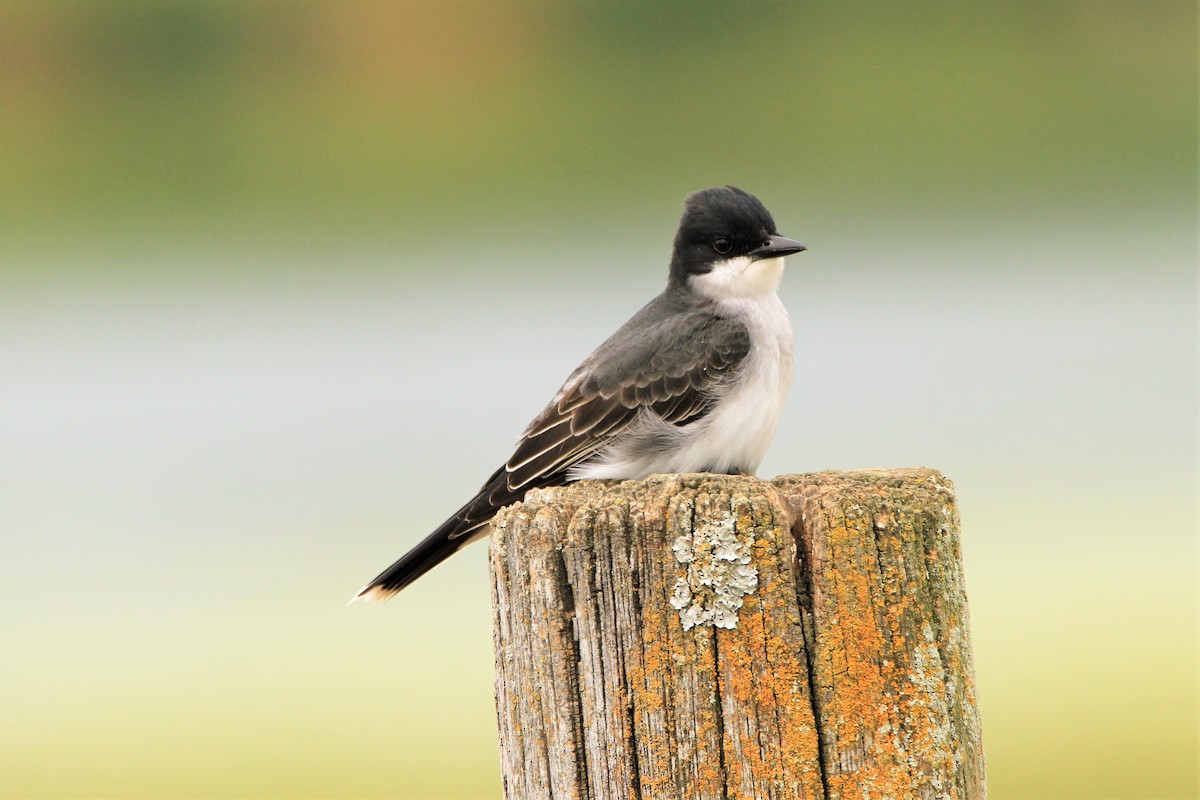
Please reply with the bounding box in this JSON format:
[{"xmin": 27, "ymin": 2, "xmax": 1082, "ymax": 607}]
[{"xmin": 489, "ymin": 469, "xmax": 985, "ymax": 800}]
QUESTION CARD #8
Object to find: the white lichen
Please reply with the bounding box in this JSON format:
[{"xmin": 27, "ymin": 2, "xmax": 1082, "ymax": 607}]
[{"xmin": 669, "ymin": 512, "xmax": 758, "ymax": 630}]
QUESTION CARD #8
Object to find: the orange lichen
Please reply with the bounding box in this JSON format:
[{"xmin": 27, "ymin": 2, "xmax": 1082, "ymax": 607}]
[
  {"xmin": 494, "ymin": 472, "xmax": 980, "ymax": 799},
  {"xmin": 710, "ymin": 492, "xmax": 823, "ymax": 799},
  {"xmin": 791, "ymin": 478, "xmax": 980, "ymax": 799}
]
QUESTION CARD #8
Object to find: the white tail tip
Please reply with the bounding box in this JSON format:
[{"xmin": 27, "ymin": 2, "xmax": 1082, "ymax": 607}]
[{"xmin": 350, "ymin": 584, "xmax": 397, "ymax": 605}]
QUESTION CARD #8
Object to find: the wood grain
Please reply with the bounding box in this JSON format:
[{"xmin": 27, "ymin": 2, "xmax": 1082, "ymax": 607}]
[{"xmin": 490, "ymin": 469, "xmax": 984, "ymax": 799}]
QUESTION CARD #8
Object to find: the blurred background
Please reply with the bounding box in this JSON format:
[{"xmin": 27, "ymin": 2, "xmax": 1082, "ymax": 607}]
[{"xmin": 1, "ymin": 2, "xmax": 1195, "ymax": 798}]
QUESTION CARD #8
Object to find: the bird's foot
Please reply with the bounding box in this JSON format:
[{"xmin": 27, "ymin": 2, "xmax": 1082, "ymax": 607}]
[{"xmin": 698, "ymin": 466, "xmax": 745, "ymax": 476}]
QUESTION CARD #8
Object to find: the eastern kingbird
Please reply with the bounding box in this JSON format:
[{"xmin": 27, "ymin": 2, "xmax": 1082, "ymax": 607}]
[{"xmin": 356, "ymin": 186, "xmax": 805, "ymax": 601}]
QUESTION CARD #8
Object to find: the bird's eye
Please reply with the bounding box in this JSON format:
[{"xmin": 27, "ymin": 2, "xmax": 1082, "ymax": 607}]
[{"xmin": 712, "ymin": 238, "xmax": 732, "ymax": 255}]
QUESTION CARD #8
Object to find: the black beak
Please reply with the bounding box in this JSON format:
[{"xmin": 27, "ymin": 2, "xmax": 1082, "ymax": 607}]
[{"xmin": 750, "ymin": 235, "xmax": 806, "ymax": 261}]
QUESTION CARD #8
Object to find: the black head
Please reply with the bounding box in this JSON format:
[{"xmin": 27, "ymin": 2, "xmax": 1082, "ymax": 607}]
[{"xmin": 668, "ymin": 186, "xmax": 805, "ymax": 284}]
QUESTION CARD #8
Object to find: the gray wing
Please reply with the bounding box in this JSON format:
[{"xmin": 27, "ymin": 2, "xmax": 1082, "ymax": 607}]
[
  {"xmin": 359, "ymin": 299, "xmax": 751, "ymax": 597},
  {"xmin": 500, "ymin": 305, "xmax": 751, "ymax": 493}
]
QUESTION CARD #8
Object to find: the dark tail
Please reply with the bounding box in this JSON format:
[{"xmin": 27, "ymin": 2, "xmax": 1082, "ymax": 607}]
[
  {"xmin": 354, "ymin": 464, "xmax": 573, "ymax": 602},
  {"xmin": 354, "ymin": 467, "xmax": 529, "ymax": 602},
  {"xmin": 352, "ymin": 508, "xmax": 484, "ymax": 602}
]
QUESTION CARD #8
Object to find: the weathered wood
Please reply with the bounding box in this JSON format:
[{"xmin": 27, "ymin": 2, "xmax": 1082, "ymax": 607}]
[{"xmin": 490, "ymin": 469, "xmax": 984, "ymax": 800}]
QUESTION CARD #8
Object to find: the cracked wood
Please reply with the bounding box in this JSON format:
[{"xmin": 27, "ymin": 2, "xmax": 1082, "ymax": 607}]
[{"xmin": 490, "ymin": 469, "xmax": 985, "ymax": 799}]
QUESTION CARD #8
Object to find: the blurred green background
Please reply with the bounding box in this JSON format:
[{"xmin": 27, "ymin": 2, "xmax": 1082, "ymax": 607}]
[{"xmin": 1, "ymin": 2, "xmax": 1195, "ymax": 798}]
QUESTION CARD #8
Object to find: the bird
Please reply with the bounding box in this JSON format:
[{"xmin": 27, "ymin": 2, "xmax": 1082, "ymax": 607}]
[{"xmin": 355, "ymin": 186, "xmax": 805, "ymax": 602}]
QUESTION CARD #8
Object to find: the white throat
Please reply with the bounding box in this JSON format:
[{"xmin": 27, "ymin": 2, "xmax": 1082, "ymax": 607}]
[{"xmin": 688, "ymin": 256, "xmax": 785, "ymax": 301}]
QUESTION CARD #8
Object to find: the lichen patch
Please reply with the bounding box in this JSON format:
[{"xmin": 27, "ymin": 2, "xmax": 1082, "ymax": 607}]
[{"xmin": 669, "ymin": 512, "xmax": 759, "ymax": 630}]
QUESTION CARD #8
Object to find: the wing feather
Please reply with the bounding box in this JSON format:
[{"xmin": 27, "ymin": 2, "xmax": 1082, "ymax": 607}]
[{"xmin": 502, "ymin": 306, "xmax": 750, "ymax": 492}]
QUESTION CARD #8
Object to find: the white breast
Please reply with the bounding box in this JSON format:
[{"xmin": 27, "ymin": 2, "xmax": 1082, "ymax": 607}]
[
  {"xmin": 667, "ymin": 292, "xmax": 793, "ymax": 474},
  {"xmin": 573, "ymin": 289, "xmax": 793, "ymax": 480}
]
